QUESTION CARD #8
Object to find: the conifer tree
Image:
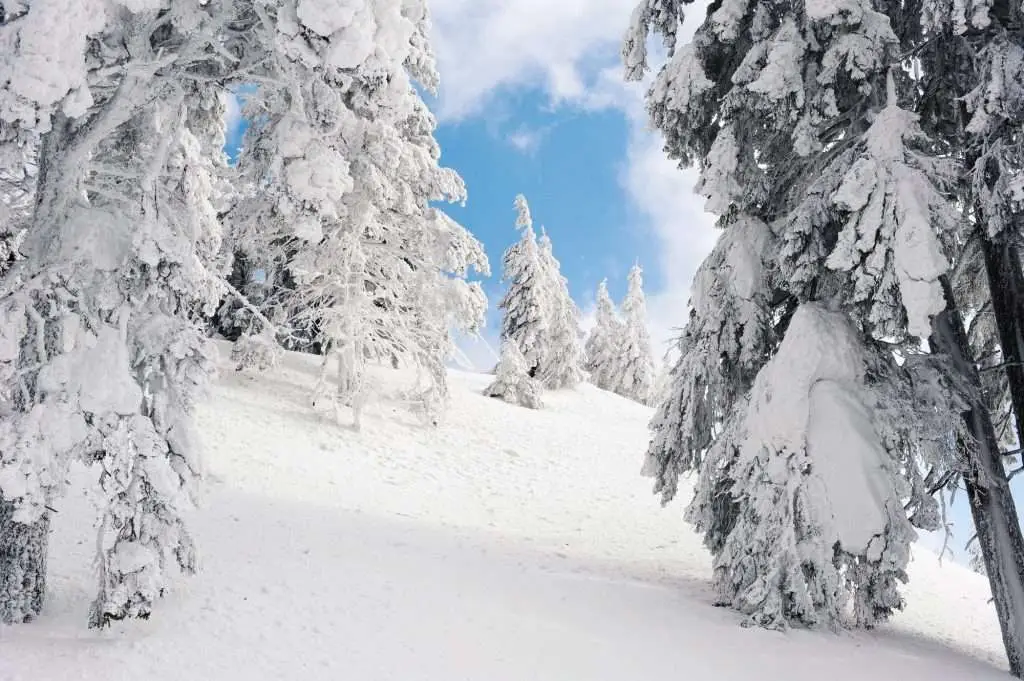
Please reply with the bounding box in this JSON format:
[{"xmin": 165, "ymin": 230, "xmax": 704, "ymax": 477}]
[
  {"xmin": 498, "ymin": 195, "xmax": 548, "ymax": 376},
  {"xmin": 535, "ymin": 230, "xmax": 585, "ymax": 389},
  {"xmin": 615, "ymin": 264, "xmax": 656, "ymax": 404},
  {"xmin": 225, "ymin": 0, "xmax": 488, "ymax": 422},
  {"xmin": 624, "ymin": 0, "xmax": 970, "ymax": 631},
  {"xmin": 585, "ymin": 279, "xmax": 624, "ymax": 391},
  {"xmin": 484, "ymin": 341, "xmax": 543, "ymax": 410},
  {"xmin": 0, "ymin": 0, "xmax": 263, "ymax": 626}
]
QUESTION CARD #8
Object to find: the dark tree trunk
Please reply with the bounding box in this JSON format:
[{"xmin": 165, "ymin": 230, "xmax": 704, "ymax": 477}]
[
  {"xmin": 932, "ymin": 280, "xmax": 1024, "ymax": 678},
  {"xmin": 982, "ymin": 237, "xmax": 1024, "ymax": 455},
  {"xmin": 0, "ymin": 495, "xmax": 49, "ymax": 624}
]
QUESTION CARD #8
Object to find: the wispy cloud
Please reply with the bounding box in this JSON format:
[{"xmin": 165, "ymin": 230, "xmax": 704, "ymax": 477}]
[
  {"xmin": 506, "ymin": 125, "xmax": 547, "ymax": 154},
  {"xmin": 429, "ymin": 0, "xmax": 638, "ymax": 120}
]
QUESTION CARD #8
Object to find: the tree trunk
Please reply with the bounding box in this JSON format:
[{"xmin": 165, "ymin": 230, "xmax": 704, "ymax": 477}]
[
  {"xmin": 982, "ymin": 237, "xmax": 1024, "ymax": 454},
  {"xmin": 933, "ymin": 280, "xmax": 1024, "ymax": 678},
  {"xmin": 0, "ymin": 495, "xmax": 49, "ymax": 624}
]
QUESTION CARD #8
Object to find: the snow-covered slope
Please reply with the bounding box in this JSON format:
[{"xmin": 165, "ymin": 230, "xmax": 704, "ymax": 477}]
[{"xmin": 0, "ymin": 344, "xmax": 1009, "ymax": 680}]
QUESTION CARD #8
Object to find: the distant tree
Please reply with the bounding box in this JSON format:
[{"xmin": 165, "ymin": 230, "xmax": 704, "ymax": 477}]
[
  {"xmin": 614, "ymin": 264, "xmax": 656, "ymax": 404},
  {"xmin": 484, "ymin": 341, "xmax": 543, "ymax": 410},
  {"xmin": 585, "ymin": 279, "xmax": 624, "ymax": 391},
  {"xmin": 498, "ymin": 195, "xmax": 549, "ymax": 376},
  {"xmin": 535, "ymin": 230, "xmax": 585, "ymax": 389}
]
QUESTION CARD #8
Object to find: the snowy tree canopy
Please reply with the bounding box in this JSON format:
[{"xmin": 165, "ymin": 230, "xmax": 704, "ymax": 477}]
[
  {"xmin": 484, "ymin": 340, "xmax": 543, "ymax": 410},
  {"xmin": 0, "ymin": 0, "xmax": 489, "ymax": 630},
  {"xmin": 623, "ymin": 0, "xmax": 989, "ymax": 632},
  {"xmin": 0, "ymin": 0, "xmax": 266, "ymax": 627},
  {"xmin": 498, "ymin": 195, "xmax": 549, "ymax": 376},
  {"xmin": 534, "ymin": 230, "xmax": 585, "ymax": 390},
  {"xmin": 223, "ymin": 0, "xmax": 488, "ymax": 420},
  {"xmin": 614, "ymin": 264, "xmax": 656, "ymax": 404},
  {"xmin": 585, "ymin": 279, "xmax": 624, "ymax": 392},
  {"xmin": 643, "ymin": 216, "xmax": 781, "ymax": 504},
  {"xmin": 696, "ymin": 304, "xmax": 961, "ymax": 628}
]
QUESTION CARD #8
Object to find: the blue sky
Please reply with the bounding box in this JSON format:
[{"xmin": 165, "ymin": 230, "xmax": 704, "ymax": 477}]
[{"xmin": 422, "ymin": 0, "xmax": 718, "ymax": 368}]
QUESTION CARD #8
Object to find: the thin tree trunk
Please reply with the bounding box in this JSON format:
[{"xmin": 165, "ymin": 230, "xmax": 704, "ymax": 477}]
[
  {"xmin": 0, "ymin": 495, "xmax": 49, "ymax": 624},
  {"xmin": 933, "ymin": 279, "xmax": 1024, "ymax": 678},
  {"xmin": 982, "ymin": 237, "xmax": 1024, "ymax": 453}
]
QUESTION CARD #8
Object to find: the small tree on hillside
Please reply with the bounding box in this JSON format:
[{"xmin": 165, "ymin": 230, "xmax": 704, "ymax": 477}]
[
  {"xmin": 535, "ymin": 230, "xmax": 585, "ymax": 389},
  {"xmin": 499, "ymin": 195, "xmax": 548, "ymax": 376},
  {"xmin": 585, "ymin": 278, "xmax": 624, "ymax": 391},
  {"xmin": 615, "ymin": 264, "xmax": 656, "ymax": 404},
  {"xmin": 484, "ymin": 341, "xmax": 543, "ymax": 410}
]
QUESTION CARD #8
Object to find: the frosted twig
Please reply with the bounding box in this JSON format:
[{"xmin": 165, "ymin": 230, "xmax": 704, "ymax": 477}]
[
  {"xmin": 221, "ymin": 279, "xmax": 283, "ymax": 336},
  {"xmin": 938, "ymin": 487, "xmax": 955, "ymax": 565},
  {"xmin": 25, "ymin": 304, "xmax": 46, "ymax": 364}
]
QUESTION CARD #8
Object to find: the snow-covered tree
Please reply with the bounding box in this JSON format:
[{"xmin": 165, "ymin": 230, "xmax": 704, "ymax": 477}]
[
  {"xmin": 585, "ymin": 279, "xmax": 624, "ymax": 391},
  {"xmin": 498, "ymin": 195, "xmax": 548, "ymax": 376},
  {"xmin": 695, "ymin": 304, "xmax": 963, "ymax": 628},
  {"xmin": 624, "ymin": 0, "xmax": 979, "ymax": 632},
  {"xmin": 0, "ymin": 0, "xmax": 263, "ymax": 627},
  {"xmin": 614, "ymin": 264, "xmax": 656, "ymax": 404},
  {"xmin": 914, "ymin": 9, "xmax": 1024, "ymax": 671},
  {"xmin": 484, "ymin": 341, "xmax": 543, "ymax": 410},
  {"xmin": 225, "ymin": 0, "xmax": 488, "ymax": 423},
  {"xmin": 644, "ymin": 216, "xmax": 780, "ymax": 507},
  {"xmin": 535, "ymin": 230, "xmax": 584, "ymax": 389}
]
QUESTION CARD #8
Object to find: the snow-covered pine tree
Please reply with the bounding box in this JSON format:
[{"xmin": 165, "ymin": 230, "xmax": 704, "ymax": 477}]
[
  {"xmin": 625, "ymin": 0, "xmax": 968, "ymax": 629},
  {"xmin": 499, "ymin": 195, "xmax": 548, "ymax": 377},
  {"xmin": 643, "ymin": 215, "xmax": 780, "ymax": 512},
  {"xmin": 614, "ymin": 264, "xmax": 656, "ymax": 404},
  {"xmin": 703, "ymin": 303, "xmax": 928, "ymax": 629},
  {"xmin": 484, "ymin": 340, "xmax": 543, "ymax": 410},
  {"xmin": 0, "ymin": 0, "xmax": 262, "ymax": 626},
  {"xmin": 585, "ymin": 278, "xmax": 624, "ymax": 391},
  {"xmin": 535, "ymin": 230, "xmax": 584, "ymax": 389},
  {"xmin": 226, "ymin": 0, "xmax": 487, "ymax": 423}
]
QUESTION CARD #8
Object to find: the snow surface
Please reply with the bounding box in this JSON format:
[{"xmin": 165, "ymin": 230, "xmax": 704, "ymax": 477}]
[{"xmin": 0, "ymin": 342, "xmax": 1011, "ymax": 680}]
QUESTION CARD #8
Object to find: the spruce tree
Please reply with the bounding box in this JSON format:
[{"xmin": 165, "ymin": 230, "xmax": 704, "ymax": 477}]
[
  {"xmin": 615, "ymin": 264, "xmax": 656, "ymax": 404},
  {"xmin": 585, "ymin": 279, "xmax": 624, "ymax": 392},
  {"xmin": 498, "ymin": 195, "xmax": 549, "ymax": 376},
  {"xmin": 484, "ymin": 341, "xmax": 543, "ymax": 410},
  {"xmin": 624, "ymin": 0, "xmax": 970, "ymax": 630},
  {"xmin": 0, "ymin": 0, "xmax": 264, "ymax": 626},
  {"xmin": 535, "ymin": 230, "xmax": 585, "ymax": 389},
  {"xmin": 225, "ymin": 0, "xmax": 488, "ymax": 423}
]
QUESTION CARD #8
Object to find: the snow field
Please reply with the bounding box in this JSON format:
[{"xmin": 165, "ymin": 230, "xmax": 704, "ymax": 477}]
[{"xmin": 0, "ymin": 343, "xmax": 1010, "ymax": 679}]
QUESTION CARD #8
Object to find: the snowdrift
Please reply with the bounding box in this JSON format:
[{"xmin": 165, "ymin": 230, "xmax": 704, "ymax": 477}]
[{"xmin": 0, "ymin": 343, "xmax": 1009, "ymax": 680}]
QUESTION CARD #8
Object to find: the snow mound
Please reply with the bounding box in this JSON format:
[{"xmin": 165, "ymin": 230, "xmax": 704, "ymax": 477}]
[{"xmin": 0, "ymin": 343, "xmax": 1008, "ymax": 680}]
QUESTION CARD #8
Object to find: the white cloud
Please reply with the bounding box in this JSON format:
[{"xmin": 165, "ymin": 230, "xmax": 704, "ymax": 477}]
[
  {"xmin": 573, "ymin": 64, "xmax": 719, "ymax": 353},
  {"xmin": 506, "ymin": 125, "xmax": 547, "ymax": 154},
  {"xmin": 428, "ymin": 0, "xmax": 718, "ymax": 356},
  {"xmin": 623, "ymin": 113, "xmax": 719, "ymax": 354},
  {"xmin": 429, "ymin": 0, "xmax": 637, "ymax": 120}
]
